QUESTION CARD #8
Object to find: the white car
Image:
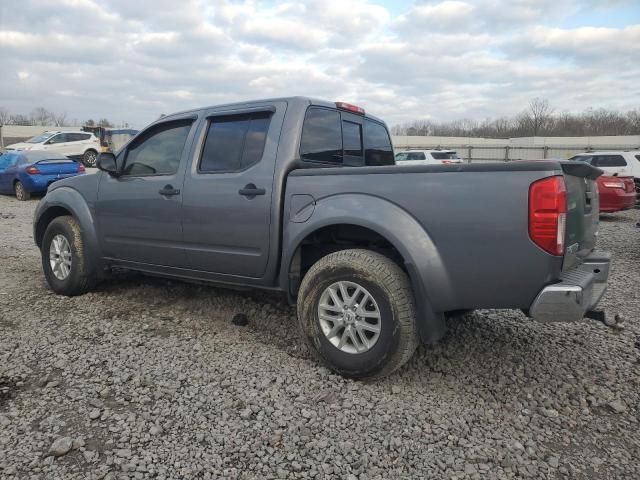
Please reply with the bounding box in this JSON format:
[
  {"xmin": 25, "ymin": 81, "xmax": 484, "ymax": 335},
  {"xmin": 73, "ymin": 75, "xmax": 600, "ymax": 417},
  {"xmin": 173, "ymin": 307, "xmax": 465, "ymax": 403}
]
[
  {"xmin": 5, "ymin": 130, "xmax": 101, "ymax": 167},
  {"xmin": 394, "ymin": 149, "xmax": 464, "ymax": 165},
  {"xmin": 568, "ymin": 151, "xmax": 640, "ymax": 183}
]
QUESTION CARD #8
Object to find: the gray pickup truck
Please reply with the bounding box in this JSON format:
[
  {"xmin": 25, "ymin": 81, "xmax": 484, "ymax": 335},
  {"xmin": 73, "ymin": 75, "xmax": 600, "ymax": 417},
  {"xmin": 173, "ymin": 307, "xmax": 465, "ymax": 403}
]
[{"xmin": 34, "ymin": 97, "xmax": 610, "ymax": 378}]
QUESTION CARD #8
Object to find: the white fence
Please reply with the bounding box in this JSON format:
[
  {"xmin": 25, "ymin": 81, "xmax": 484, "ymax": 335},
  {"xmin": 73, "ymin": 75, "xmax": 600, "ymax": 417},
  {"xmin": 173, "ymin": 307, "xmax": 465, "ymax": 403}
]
[{"xmin": 392, "ymin": 135, "xmax": 640, "ymax": 162}]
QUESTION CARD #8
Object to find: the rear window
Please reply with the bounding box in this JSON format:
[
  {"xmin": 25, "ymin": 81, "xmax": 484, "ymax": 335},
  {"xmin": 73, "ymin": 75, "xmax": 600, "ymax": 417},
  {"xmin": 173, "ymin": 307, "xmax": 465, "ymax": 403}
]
[
  {"xmin": 300, "ymin": 108, "xmax": 395, "ymax": 167},
  {"xmin": 199, "ymin": 112, "xmax": 272, "ymax": 173},
  {"xmin": 364, "ymin": 119, "xmax": 394, "ymax": 166},
  {"xmin": 431, "ymin": 151, "xmax": 460, "ymax": 160},
  {"xmin": 342, "ymin": 121, "xmax": 363, "ymax": 158},
  {"xmin": 300, "ymin": 108, "xmax": 342, "ymax": 164},
  {"xmin": 593, "ymin": 155, "xmax": 626, "ymax": 167}
]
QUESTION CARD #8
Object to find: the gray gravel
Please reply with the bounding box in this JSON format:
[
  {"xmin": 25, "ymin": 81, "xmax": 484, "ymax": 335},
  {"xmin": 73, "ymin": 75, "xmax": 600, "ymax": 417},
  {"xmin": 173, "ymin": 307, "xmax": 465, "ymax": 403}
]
[{"xmin": 1, "ymin": 194, "xmax": 639, "ymax": 479}]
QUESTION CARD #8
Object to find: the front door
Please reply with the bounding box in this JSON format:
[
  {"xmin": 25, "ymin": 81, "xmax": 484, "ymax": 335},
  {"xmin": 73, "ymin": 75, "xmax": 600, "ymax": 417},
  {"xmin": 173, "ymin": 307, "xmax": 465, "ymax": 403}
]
[
  {"xmin": 95, "ymin": 118, "xmax": 195, "ymax": 267},
  {"xmin": 181, "ymin": 103, "xmax": 285, "ymax": 278}
]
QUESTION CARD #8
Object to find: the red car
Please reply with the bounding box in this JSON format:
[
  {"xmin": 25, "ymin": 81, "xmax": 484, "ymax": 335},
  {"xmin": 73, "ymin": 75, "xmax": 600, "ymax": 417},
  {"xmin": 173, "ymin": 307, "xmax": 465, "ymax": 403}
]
[{"xmin": 597, "ymin": 175, "xmax": 636, "ymax": 213}]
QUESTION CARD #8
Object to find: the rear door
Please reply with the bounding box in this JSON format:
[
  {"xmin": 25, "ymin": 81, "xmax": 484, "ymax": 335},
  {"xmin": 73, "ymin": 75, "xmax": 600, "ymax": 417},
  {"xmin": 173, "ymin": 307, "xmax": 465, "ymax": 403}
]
[{"xmin": 181, "ymin": 101, "xmax": 286, "ymax": 277}]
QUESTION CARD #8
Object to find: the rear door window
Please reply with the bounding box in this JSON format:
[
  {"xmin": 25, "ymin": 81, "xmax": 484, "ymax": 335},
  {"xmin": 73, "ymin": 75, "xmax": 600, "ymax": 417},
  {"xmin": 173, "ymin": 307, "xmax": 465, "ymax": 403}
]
[
  {"xmin": 593, "ymin": 155, "xmax": 627, "ymax": 167},
  {"xmin": 300, "ymin": 108, "xmax": 342, "ymax": 164},
  {"xmin": 364, "ymin": 119, "xmax": 394, "ymax": 166},
  {"xmin": 199, "ymin": 112, "xmax": 272, "ymax": 173}
]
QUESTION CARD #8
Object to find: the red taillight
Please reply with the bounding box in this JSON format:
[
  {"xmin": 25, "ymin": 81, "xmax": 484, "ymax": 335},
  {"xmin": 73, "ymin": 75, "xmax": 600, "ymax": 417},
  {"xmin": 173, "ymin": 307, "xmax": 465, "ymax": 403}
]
[
  {"xmin": 25, "ymin": 166, "xmax": 41, "ymax": 175},
  {"xmin": 529, "ymin": 176, "xmax": 567, "ymax": 256},
  {"xmin": 442, "ymin": 160, "xmax": 452, "ymax": 164},
  {"xmin": 78, "ymin": 163, "xmax": 86, "ymax": 172},
  {"xmin": 335, "ymin": 102, "xmax": 365, "ymax": 115}
]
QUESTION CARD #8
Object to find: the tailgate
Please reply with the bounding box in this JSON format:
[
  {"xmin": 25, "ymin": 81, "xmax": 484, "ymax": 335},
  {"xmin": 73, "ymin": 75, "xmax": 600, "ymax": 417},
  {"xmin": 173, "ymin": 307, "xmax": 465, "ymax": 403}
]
[
  {"xmin": 36, "ymin": 160, "xmax": 80, "ymax": 175},
  {"xmin": 560, "ymin": 162, "xmax": 602, "ymax": 270}
]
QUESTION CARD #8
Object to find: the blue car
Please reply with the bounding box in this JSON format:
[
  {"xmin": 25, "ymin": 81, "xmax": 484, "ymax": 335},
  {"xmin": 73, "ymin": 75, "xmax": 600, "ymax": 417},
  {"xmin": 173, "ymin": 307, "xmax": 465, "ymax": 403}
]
[{"xmin": 0, "ymin": 150, "xmax": 85, "ymax": 201}]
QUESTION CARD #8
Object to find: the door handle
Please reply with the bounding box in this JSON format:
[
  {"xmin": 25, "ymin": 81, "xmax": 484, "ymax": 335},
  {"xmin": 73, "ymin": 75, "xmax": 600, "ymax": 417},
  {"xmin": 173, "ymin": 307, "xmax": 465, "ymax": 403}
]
[
  {"xmin": 159, "ymin": 184, "xmax": 180, "ymax": 196},
  {"xmin": 238, "ymin": 183, "xmax": 266, "ymax": 198}
]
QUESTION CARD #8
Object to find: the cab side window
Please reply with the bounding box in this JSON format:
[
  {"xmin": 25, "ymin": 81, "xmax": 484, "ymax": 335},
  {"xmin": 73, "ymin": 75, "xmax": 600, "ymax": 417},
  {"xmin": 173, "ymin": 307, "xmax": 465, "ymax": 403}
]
[{"xmin": 121, "ymin": 120, "xmax": 192, "ymax": 176}]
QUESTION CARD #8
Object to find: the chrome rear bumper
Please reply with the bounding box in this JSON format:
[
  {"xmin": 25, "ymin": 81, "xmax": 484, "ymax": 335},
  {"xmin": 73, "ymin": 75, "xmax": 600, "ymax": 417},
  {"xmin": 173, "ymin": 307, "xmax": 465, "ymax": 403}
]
[{"xmin": 530, "ymin": 251, "xmax": 610, "ymax": 322}]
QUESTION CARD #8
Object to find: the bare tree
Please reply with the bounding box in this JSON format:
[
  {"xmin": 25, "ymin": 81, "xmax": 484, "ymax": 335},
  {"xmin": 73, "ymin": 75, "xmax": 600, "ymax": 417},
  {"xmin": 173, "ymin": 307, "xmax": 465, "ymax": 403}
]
[
  {"xmin": 10, "ymin": 114, "xmax": 31, "ymax": 126},
  {"xmin": 53, "ymin": 111, "xmax": 68, "ymax": 127},
  {"xmin": 97, "ymin": 118, "xmax": 113, "ymax": 128},
  {"xmin": 85, "ymin": 119, "xmax": 96, "ymax": 127},
  {"xmin": 31, "ymin": 107, "xmax": 54, "ymax": 126},
  {"xmin": 0, "ymin": 107, "xmax": 9, "ymax": 125}
]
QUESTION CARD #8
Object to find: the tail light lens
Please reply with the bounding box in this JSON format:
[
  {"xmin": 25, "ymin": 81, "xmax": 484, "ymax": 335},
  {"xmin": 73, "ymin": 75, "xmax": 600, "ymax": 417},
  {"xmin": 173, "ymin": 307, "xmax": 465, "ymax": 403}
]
[
  {"xmin": 25, "ymin": 166, "xmax": 41, "ymax": 175},
  {"xmin": 529, "ymin": 176, "xmax": 567, "ymax": 256},
  {"xmin": 602, "ymin": 180, "xmax": 625, "ymax": 189},
  {"xmin": 78, "ymin": 163, "xmax": 86, "ymax": 172}
]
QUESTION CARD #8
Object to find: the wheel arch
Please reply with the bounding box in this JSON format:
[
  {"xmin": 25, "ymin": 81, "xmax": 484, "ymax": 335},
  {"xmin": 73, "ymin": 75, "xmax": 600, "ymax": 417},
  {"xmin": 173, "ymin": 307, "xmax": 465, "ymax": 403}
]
[
  {"xmin": 280, "ymin": 194, "xmax": 450, "ymax": 344},
  {"xmin": 34, "ymin": 187, "xmax": 103, "ymax": 275}
]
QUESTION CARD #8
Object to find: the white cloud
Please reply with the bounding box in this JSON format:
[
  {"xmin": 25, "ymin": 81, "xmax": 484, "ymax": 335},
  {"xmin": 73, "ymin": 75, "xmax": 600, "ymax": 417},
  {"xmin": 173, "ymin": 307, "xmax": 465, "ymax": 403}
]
[{"xmin": 0, "ymin": 0, "xmax": 638, "ymax": 128}]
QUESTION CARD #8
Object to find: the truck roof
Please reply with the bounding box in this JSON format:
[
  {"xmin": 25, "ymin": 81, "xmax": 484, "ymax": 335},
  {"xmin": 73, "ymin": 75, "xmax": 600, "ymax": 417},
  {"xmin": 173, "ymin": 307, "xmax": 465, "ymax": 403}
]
[{"xmin": 162, "ymin": 96, "xmax": 386, "ymax": 125}]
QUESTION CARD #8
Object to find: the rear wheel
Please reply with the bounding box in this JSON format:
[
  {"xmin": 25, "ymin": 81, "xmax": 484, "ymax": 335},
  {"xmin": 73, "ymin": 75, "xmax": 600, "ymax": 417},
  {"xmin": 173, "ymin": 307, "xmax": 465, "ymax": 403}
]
[
  {"xmin": 42, "ymin": 216, "xmax": 96, "ymax": 296},
  {"xmin": 14, "ymin": 181, "xmax": 30, "ymax": 201},
  {"xmin": 82, "ymin": 149, "xmax": 98, "ymax": 168},
  {"xmin": 297, "ymin": 249, "xmax": 418, "ymax": 378}
]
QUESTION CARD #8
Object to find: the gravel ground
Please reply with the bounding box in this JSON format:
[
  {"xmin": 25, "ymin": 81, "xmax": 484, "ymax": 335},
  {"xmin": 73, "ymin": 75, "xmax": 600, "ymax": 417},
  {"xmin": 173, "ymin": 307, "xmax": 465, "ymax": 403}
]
[{"xmin": 0, "ymin": 194, "xmax": 639, "ymax": 480}]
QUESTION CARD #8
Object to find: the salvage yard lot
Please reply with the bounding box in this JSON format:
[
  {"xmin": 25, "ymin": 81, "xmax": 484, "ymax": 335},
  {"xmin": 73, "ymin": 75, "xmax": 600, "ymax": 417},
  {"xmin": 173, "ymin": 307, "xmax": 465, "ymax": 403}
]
[{"xmin": 0, "ymin": 194, "xmax": 639, "ymax": 480}]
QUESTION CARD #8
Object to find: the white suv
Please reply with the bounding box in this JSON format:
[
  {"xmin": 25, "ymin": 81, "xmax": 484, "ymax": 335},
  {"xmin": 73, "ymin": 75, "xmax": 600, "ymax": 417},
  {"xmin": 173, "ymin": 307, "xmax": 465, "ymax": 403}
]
[
  {"xmin": 5, "ymin": 130, "xmax": 101, "ymax": 167},
  {"xmin": 394, "ymin": 149, "xmax": 463, "ymax": 165},
  {"xmin": 568, "ymin": 151, "xmax": 640, "ymax": 182}
]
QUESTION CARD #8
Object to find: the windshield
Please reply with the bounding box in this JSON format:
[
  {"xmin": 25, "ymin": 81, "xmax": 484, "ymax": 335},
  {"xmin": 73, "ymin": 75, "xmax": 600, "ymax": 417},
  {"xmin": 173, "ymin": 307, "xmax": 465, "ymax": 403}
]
[
  {"xmin": 431, "ymin": 151, "xmax": 460, "ymax": 160},
  {"xmin": 26, "ymin": 132, "xmax": 56, "ymax": 144}
]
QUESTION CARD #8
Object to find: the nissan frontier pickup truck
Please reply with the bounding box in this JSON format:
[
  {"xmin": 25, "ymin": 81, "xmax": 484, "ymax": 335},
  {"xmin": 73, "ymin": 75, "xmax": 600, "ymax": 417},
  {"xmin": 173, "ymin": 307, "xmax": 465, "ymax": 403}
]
[{"xmin": 34, "ymin": 97, "xmax": 610, "ymax": 378}]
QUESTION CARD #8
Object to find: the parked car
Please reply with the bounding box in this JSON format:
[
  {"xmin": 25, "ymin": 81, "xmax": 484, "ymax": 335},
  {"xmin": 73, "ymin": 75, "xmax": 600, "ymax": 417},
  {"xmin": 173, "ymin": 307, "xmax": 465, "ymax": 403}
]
[
  {"xmin": 33, "ymin": 97, "xmax": 609, "ymax": 378},
  {"xmin": 568, "ymin": 151, "xmax": 640, "ymax": 200},
  {"xmin": 597, "ymin": 175, "xmax": 636, "ymax": 213},
  {"xmin": 0, "ymin": 150, "xmax": 85, "ymax": 200},
  {"xmin": 5, "ymin": 130, "xmax": 101, "ymax": 167},
  {"xmin": 395, "ymin": 149, "xmax": 463, "ymax": 165}
]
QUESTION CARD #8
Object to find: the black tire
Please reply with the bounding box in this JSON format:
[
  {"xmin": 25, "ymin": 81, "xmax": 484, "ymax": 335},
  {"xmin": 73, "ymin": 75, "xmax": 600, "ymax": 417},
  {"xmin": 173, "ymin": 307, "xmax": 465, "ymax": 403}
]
[
  {"xmin": 297, "ymin": 249, "xmax": 418, "ymax": 379},
  {"xmin": 82, "ymin": 149, "xmax": 98, "ymax": 168},
  {"xmin": 14, "ymin": 181, "xmax": 31, "ymax": 201},
  {"xmin": 41, "ymin": 216, "xmax": 96, "ymax": 296}
]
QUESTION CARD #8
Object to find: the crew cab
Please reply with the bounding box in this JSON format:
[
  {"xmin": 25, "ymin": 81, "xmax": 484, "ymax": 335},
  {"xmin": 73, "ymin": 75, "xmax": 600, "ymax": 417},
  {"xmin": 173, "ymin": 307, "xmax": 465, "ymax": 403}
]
[{"xmin": 33, "ymin": 97, "xmax": 610, "ymax": 378}]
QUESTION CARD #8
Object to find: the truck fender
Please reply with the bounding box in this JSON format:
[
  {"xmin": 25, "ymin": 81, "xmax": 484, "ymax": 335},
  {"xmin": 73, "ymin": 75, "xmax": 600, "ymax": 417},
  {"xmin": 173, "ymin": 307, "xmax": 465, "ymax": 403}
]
[
  {"xmin": 281, "ymin": 193, "xmax": 451, "ymax": 344},
  {"xmin": 33, "ymin": 187, "xmax": 103, "ymax": 275}
]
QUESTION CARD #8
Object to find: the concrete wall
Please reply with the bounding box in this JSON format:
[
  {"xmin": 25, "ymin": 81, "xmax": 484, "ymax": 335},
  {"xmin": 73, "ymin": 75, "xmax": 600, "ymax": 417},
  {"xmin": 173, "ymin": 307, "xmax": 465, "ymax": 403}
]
[{"xmin": 392, "ymin": 135, "xmax": 640, "ymax": 162}]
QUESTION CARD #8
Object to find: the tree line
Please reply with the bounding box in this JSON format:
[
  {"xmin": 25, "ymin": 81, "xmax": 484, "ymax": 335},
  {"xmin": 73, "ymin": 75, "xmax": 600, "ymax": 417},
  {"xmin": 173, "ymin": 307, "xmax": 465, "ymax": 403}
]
[
  {"xmin": 391, "ymin": 98, "xmax": 640, "ymax": 138},
  {"xmin": 0, "ymin": 106, "xmax": 129, "ymax": 129}
]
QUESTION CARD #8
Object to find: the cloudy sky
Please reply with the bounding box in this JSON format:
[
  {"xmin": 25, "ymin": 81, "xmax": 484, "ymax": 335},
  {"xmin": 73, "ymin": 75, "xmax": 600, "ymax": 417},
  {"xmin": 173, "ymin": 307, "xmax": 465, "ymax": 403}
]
[{"xmin": 0, "ymin": 0, "xmax": 639, "ymax": 128}]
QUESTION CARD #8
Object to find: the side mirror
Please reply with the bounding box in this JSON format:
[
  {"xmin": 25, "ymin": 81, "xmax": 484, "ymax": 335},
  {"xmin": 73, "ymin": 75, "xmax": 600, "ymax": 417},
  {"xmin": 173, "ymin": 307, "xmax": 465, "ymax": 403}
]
[{"xmin": 96, "ymin": 152, "xmax": 119, "ymax": 176}]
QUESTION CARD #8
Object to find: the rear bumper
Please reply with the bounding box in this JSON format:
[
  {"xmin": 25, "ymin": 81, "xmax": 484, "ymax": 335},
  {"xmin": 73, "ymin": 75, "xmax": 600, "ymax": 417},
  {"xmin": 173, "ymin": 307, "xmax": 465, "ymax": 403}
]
[
  {"xmin": 529, "ymin": 251, "xmax": 610, "ymax": 322},
  {"xmin": 599, "ymin": 189, "xmax": 636, "ymax": 212}
]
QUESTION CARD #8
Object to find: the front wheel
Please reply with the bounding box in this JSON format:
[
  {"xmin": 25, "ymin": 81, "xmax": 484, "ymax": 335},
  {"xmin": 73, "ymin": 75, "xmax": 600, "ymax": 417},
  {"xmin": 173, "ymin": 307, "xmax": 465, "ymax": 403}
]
[
  {"xmin": 297, "ymin": 249, "xmax": 418, "ymax": 378},
  {"xmin": 14, "ymin": 181, "xmax": 31, "ymax": 201},
  {"xmin": 42, "ymin": 216, "xmax": 96, "ymax": 296},
  {"xmin": 82, "ymin": 150, "xmax": 98, "ymax": 168}
]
